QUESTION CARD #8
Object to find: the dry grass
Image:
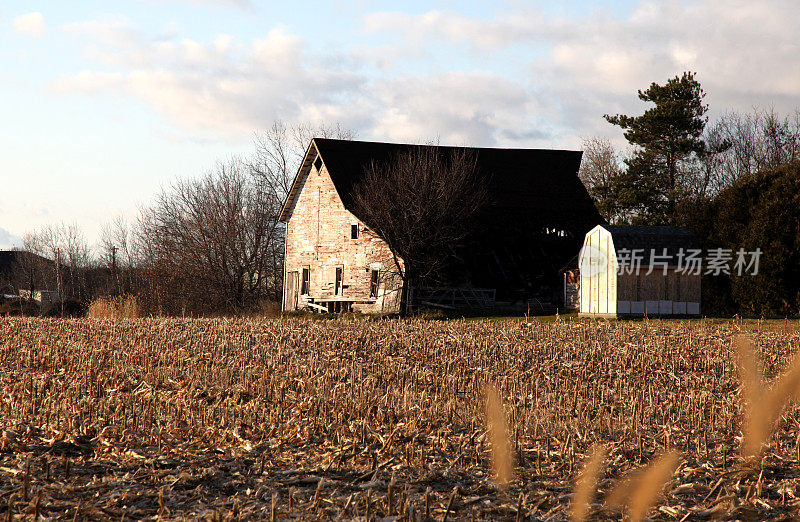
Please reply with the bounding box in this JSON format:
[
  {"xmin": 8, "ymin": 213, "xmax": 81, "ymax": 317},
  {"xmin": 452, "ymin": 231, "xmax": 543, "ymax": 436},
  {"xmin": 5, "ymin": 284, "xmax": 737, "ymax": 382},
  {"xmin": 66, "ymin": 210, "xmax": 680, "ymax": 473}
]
[
  {"xmin": 1, "ymin": 317, "xmax": 800, "ymax": 519},
  {"xmin": 570, "ymin": 444, "xmax": 606, "ymax": 522},
  {"xmin": 605, "ymin": 450, "xmax": 680, "ymax": 521},
  {"xmin": 86, "ymin": 295, "xmax": 140, "ymax": 319},
  {"xmin": 737, "ymin": 334, "xmax": 800, "ymax": 458}
]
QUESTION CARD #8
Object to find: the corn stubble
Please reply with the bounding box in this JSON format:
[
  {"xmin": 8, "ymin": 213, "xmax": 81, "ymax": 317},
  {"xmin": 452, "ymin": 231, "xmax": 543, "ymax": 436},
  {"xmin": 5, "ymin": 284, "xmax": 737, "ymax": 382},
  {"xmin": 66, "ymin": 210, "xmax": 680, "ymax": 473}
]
[{"xmin": 1, "ymin": 317, "xmax": 800, "ymax": 520}]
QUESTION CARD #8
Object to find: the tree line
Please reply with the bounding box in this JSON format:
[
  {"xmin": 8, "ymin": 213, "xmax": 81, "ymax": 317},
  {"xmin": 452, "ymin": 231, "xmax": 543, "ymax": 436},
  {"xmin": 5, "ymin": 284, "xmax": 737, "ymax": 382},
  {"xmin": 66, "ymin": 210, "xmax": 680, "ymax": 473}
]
[
  {"xmin": 12, "ymin": 122, "xmax": 354, "ymax": 316},
  {"xmin": 580, "ymin": 72, "xmax": 800, "ymax": 316},
  {"xmin": 10, "ymin": 73, "xmax": 800, "ymax": 317}
]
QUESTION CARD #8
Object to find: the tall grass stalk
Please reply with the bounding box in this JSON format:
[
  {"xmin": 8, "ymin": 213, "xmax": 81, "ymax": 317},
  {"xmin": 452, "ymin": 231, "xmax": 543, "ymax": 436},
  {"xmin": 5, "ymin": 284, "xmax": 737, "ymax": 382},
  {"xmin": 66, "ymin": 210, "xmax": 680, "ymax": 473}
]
[
  {"xmin": 605, "ymin": 450, "xmax": 679, "ymax": 522},
  {"xmin": 484, "ymin": 383, "xmax": 513, "ymax": 488},
  {"xmin": 570, "ymin": 445, "xmax": 606, "ymax": 522}
]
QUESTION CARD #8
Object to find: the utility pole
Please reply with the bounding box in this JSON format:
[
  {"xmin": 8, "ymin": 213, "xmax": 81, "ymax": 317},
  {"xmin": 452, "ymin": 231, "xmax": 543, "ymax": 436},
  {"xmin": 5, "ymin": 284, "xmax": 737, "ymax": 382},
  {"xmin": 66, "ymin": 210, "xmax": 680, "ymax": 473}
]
[
  {"xmin": 56, "ymin": 248, "xmax": 63, "ymax": 318},
  {"xmin": 111, "ymin": 245, "xmax": 118, "ymax": 295}
]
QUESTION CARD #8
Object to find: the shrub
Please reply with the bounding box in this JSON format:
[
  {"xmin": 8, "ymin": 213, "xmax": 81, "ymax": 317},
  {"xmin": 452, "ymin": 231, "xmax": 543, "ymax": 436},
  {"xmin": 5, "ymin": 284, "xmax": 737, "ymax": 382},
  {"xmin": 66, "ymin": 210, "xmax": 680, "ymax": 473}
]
[
  {"xmin": 86, "ymin": 295, "xmax": 140, "ymax": 318},
  {"xmin": 40, "ymin": 299, "xmax": 85, "ymax": 318}
]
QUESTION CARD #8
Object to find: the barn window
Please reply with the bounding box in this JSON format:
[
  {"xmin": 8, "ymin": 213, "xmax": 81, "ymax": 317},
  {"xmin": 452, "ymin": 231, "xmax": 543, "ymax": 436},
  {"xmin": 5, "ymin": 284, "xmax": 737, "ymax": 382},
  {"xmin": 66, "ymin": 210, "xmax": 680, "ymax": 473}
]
[
  {"xmin": 335, "ymin": 267, "xmax": 343, "ymax": 295},
  {"xmin": 370, "ymin": 269, "xmax": 379, "ymax": 298},
  {"xmin": 351, "ymin": 224, "xmax": 359, "ymax": 239},
  {"xmin": 314, "ymin": 156, "xmax": 323, "ymax": 173},
  {"xmin": 301, "ymin": 267, "xmax": 310, "ymax": 295}
]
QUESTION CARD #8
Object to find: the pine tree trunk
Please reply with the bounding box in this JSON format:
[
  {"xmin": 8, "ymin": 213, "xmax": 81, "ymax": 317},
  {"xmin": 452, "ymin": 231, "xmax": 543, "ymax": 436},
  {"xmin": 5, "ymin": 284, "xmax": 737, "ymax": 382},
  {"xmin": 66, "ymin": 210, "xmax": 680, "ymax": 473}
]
[{"xmin": 667, "ymin": 151, "xmax": 677, "ymax": 224}]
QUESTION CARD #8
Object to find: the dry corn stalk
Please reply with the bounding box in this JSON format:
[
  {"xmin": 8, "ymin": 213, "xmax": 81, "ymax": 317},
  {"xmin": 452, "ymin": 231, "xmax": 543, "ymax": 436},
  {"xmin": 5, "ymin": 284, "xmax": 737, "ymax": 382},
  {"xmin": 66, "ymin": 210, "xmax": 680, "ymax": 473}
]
[{"xmin": 485, "ymin": 383, "xmax": 513, "ymax": 488}]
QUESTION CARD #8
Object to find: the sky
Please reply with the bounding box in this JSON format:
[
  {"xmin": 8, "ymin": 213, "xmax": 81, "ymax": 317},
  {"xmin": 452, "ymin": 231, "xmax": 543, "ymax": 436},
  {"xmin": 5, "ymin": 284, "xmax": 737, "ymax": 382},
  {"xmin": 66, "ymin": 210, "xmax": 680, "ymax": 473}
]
[{"xmin": 2, "ymin": 0, "xmax": 799, "ymax": 249}]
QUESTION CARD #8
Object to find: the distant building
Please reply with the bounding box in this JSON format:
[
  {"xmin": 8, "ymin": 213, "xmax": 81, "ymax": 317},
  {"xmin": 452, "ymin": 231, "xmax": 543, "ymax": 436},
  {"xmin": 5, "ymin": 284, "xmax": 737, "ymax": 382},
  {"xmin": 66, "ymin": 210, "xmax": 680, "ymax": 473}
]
[
  {"xmin": 279, "ymin": 138, "xmax": 603, "ymax": 313},
  {"xmin": 19, "ymin": 289, "xmax": 60, "ymax": 306},
  {"xmin": 0, "ymin": 250, "xmax": 56, "ymax": 296},
  {"xmin": 578, "ymin": 225, "xmax": 701, "ymax": 317}
]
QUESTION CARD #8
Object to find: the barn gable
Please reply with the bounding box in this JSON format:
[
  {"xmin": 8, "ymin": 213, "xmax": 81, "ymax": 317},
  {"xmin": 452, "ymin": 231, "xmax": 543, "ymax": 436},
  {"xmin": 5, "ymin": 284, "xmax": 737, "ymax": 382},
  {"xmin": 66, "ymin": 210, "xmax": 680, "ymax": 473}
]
[{"xmin": 278, "ymin": 140, "xmax": 321, "ymax": 223}]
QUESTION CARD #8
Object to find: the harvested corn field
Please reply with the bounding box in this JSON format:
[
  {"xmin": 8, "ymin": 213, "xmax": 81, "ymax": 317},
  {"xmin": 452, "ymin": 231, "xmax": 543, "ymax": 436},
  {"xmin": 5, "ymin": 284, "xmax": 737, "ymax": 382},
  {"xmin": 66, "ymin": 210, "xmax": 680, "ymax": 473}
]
[{"xmin": 2, "ymin": 317, "xmax": 800, "ymax": 520}]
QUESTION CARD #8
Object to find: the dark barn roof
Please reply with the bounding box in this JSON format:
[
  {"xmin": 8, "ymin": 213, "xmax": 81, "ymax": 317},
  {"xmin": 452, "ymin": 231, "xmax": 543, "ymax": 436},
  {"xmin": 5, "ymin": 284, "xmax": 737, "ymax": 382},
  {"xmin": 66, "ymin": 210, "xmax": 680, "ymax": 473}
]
[
  {"xmin": 0, "ymin": 250, "xmax": 52, "ymax": 276},
  {"xmin": 604, "ymin": 225, "xmax": 698, "ymax": 265},
  {"xmin": 0, "ymin": 250, "xmax": 55, "ymax": 293},
  {"xmin": 280, "ymin": 138, "xmax": 603, "ymax": 231}
]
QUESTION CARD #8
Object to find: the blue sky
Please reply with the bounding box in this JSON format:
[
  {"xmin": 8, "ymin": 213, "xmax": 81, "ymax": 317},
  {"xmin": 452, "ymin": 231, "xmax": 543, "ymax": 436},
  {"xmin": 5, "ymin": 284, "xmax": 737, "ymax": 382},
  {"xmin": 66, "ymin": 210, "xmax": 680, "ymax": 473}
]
[{"xmin": 2, "ymin": 0, "xmax": 798, "ymax": 248}]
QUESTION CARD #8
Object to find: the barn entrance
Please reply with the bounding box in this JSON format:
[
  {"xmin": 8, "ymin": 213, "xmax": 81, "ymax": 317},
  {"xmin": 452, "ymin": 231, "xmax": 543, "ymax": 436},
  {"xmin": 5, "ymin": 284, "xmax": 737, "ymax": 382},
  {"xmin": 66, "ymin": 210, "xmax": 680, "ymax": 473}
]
[{"xmin": 285, "ymin": 271, "xmax": 299, "ymax": 311}]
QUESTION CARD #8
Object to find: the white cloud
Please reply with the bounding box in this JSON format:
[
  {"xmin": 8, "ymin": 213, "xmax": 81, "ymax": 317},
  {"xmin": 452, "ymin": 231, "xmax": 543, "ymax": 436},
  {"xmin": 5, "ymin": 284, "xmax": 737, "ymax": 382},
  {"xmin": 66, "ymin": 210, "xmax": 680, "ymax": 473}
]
[
  {"xmin": 187, "ymin": 0, "xmax": 251, "ymax": 7},
  {"xmin": 252, "ymin": 27, "xmax": 301, "ymax": 69},
  {"xmin": 365, "ymin": 72, "xmax": 544, "ymax": 146},
  {"xmin": 62, "ymin": 17, "xmax": 137, "ymax": 47},
  {"xmin": 13, "ymin": 12, "xmax": 45, "ymax": 37},
  {"xmin": 145, "ymin": 0, "xmax": 252, "ymax": 8},
  {"xmin": 363, "ymin": 9, "xmax": 557, "ymax": 51},
  {"xmin": 51, "ymin": 71, "xmax": 125, "ymax": 94},
  {"xmin": 0, "ymin": 227, "xmax": 23, "ymax": 249},
  {"xmin": 54, "ymin": 24, "xmax": 364, "ymax": 140},
  {"xmin": 52, "ymin": 18, "xmax": 543, "ymax": 145},
  {"xmin": 362, "ymin": 1, "xmax": 800, "ymax": 146},
  {"xmin": 52, "ymin": 2, "xmax": 800, "ymax": 149}
]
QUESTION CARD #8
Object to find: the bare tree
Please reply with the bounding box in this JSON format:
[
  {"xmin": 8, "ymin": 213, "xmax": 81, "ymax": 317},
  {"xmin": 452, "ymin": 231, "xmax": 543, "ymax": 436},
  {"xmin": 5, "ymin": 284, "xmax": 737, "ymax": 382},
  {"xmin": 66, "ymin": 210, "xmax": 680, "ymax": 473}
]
[
  {"xmin": 136, "ymin": 157, "xmax": 283, "ymax": 314},
  {"xmin": 351, "ymin": 147, "xmax": 488, "ymax": 315},
  {"xmin": 703, "ymin": 107, "xmax": 800, "ymax": 193},
  {"xmin": 23, "ymin": 223, "xmax": 91, "ymax": 301},
  {"xmin": 250, "ymin": 121, "xmax": 357, "ymax": 202},
  {"xmin": 578, "ymin": 137, "xmax": 622, "ymax": 190},
  {"xmin": 578, "ymin": 137, "xmax": 625, "ymax": 223},
  {"xmin": 99, "ymin": 216, "xmax": 141, "ymax": 296},
  {"xmin": 579, "ymin": 110, "xmax": 800, "ymax": 224}
]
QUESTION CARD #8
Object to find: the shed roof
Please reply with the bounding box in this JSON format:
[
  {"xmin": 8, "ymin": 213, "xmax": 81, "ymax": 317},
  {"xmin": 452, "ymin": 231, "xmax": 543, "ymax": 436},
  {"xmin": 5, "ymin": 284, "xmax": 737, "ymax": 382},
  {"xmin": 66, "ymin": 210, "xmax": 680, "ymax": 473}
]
[
  {"xmin": 279, "ymin": 138, "xmax": 602, "ymax": 231},
  {"xmin": 0, "ymin": 250, "xmax": 53, "ymax": 275},
  {"xmin": 0, "ymin": 250, "xmax": 55, "ymax": 291},
  {"xmin": 602, "ymin": 225, "xmax": 699, "ymax": 266}
]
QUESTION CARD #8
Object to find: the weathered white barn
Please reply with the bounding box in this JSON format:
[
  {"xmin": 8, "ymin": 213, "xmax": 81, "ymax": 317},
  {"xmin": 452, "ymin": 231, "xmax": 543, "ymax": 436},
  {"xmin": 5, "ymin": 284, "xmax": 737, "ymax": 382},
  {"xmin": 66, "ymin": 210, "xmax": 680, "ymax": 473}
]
[
  {"xmin": 279, "ymin": 138, "xmax": 603, "ymax": 313},
  {"xmin": 578, "ymin": 225, "xmax": 701, "ymax": 317}
]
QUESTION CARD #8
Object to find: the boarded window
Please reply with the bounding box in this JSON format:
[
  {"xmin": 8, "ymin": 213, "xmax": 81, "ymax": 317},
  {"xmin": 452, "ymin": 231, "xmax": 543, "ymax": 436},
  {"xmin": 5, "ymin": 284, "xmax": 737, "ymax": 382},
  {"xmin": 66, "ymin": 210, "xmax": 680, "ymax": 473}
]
[
  {"xmin": 351, "ymin": 224, "xmax": 359, "ymax": 239},
  {"xmin": 301, "ymin": 267, "xmax": 310, "ymax": 295},
  {"xmin": 335, "ymin": 267, "xmax": 343, "ymax": 295},
  {"xmin": 370, "ymin": 269, "xmax": 379, "ymax": 298}
]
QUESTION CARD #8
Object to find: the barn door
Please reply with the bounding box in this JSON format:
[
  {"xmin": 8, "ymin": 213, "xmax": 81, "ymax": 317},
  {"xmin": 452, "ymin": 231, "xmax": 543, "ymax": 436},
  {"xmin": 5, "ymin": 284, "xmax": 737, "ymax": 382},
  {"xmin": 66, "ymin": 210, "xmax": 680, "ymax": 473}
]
[
  {"xmin": 285, "ymin": 271, "xmax": 299, "ymax": 310},
  {"xmin": 335, "ymin": 267, "xmax": 343, "ymax": 295}
]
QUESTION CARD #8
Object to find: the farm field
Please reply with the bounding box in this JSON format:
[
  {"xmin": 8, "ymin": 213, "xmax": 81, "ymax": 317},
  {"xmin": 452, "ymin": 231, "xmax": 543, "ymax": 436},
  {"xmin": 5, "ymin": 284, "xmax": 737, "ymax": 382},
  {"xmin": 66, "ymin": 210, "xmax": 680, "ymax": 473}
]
[{"xmin": 1, "ymin": 318, "xmax": 800, "ymax": 520}]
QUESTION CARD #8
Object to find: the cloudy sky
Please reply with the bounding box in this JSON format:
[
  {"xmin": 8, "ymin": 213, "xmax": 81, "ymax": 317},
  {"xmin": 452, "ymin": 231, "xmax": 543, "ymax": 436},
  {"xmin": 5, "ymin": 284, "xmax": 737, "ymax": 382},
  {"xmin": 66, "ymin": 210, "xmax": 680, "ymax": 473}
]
[{"xmin": 2, "ymin": 0, "xmax": 798, "ymax": 248}]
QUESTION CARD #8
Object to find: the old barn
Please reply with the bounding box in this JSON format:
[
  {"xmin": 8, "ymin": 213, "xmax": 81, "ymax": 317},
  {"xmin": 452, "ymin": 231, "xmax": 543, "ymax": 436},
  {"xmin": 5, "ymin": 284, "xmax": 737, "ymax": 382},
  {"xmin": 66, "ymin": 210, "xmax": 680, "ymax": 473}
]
[
  {"xmin": 279, "ymin": 138, "xmax": 603, "ymax": 313},
  {"xmin": 578, "ymin": 225, "xmax": 701, "ymax": 317}
]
